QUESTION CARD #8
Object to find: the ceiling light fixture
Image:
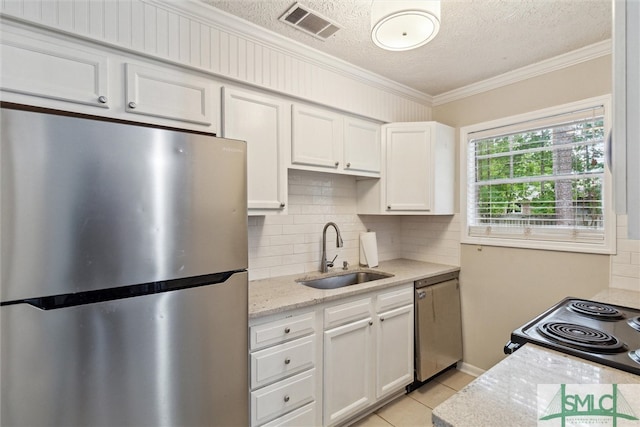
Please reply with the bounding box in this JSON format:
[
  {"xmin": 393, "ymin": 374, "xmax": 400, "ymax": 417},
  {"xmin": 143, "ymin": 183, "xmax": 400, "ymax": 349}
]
[{"xmin": 370, "ymin": 0, "xmax": 441, "ymax": 51}]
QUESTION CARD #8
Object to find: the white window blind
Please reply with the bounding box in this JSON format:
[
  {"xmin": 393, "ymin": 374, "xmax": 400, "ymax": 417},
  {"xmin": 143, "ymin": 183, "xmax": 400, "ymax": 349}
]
[{"xmin": 466, "ymin": 105, "xmax": 606, "ymax": 244}]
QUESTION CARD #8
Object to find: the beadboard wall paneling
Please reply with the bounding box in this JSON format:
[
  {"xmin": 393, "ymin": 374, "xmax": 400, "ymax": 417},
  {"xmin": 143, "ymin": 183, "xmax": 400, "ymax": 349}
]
[
  {"xmin": 0, "ymin": 0, "xmax": 431, "ymax": 122},
  {"xmin": 248, "ymin": 170, "xmax": 402, "ymax": 281}
]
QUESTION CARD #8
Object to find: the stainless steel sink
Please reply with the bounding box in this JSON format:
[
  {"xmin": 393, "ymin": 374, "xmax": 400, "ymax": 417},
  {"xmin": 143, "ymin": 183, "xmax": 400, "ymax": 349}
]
[{"xmin": 297, "ymin": 271, "xmax": 394, "ymax": 290}]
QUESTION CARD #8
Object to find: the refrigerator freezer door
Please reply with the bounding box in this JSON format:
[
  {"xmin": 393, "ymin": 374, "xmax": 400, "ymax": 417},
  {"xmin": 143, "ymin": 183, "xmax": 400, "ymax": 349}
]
[
  {"xmin": 1, "ymin": 108, "xmax": 247, "ymax": 302},
  {"xmin": 1, "ymin": 272, "xmax": 249, "ymax": 427}
]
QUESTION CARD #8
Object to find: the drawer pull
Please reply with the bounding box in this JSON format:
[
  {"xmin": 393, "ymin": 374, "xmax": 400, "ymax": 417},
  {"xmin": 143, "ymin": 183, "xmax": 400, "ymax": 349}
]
[
  {"xmin": 283, "ymin": 395, "xmax": 290, "ymax": 403},
  {"xmin": 368, "ymin": 321, "xmax": 373, "ymax": 326},
  {"xmin": 284, "ymin": 327, "xmax": 291, "ymax": 334},
  {"xmin": 284, "ymin": 357, "xmax": 291, "ymax": 365}
]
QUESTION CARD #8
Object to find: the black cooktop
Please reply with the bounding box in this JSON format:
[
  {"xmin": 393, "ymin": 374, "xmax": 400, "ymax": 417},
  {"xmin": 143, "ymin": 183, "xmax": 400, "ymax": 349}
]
[{"xmin": 505, "ymin": 297, "xmax": 640, "ymax": 376}]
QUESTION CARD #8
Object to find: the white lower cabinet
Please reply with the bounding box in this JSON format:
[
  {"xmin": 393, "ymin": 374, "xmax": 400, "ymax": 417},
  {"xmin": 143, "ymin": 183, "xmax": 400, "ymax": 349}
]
[
  {"xmin": 251, "ymin": 369, "xmax": 316, "ymax": 426},
  {"xmin": 249, "ymin": 311, "xmax": 321, "ymax": 427},
  {"xmin": 249, "ymin": 283, "xmax": 414, "ymax": 427},
  {"xmin": 376, "ymin": 303, "xmax": 414, "ymax": 398},
  {"xmin": 324, "ymin": 315, "xmax": 374, "ymax": 426}
]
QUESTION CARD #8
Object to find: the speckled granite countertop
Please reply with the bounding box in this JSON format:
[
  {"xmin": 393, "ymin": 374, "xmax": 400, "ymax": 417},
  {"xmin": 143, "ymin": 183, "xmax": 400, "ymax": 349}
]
[
  {"xmin": 432, "ymin": 288, "xmax": 640, "ymax": 427},
  {"xmin": 248, "ymin": 259, "xmax": 459, "ymax": 319}
]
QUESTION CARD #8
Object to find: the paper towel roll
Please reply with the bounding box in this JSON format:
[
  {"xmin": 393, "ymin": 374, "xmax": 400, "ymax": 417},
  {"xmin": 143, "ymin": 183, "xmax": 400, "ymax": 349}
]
[{"xmin": 359, "ymin": 232, "xmax": 379, "ymax": 267}]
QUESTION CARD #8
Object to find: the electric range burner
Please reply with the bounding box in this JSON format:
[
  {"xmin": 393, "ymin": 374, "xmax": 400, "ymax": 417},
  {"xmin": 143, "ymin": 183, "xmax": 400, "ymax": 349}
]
[
  {"xmin": 629, "ymin": 317, "xmax": 640, "ymax": 332},
  {"xmin": 505, "ymin": 297, "xmax": 640, "ymax": 376},
  {"xmin": 537, "ymin": 322, "xmax": 627, "ymax": 353},
  {"xmin": 567, "ymin": 300, "xmax": 624, "ymax": 320}
]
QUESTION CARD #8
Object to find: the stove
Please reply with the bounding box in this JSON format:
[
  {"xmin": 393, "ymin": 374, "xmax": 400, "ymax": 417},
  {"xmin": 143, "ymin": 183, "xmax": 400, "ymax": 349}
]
[{"xmin": 504, "ymin": 297, "xmax": 640, "ymax": 375}]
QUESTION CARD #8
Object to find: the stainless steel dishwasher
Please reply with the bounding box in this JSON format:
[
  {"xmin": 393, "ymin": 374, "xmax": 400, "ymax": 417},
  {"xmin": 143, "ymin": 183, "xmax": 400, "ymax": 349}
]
[{"xmin": 414, "ymin": 272, "xmax": 462, "ymax": 382}]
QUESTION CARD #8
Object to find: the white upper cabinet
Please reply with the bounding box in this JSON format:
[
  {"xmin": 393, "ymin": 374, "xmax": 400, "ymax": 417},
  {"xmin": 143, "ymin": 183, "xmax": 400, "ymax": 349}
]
[
  {"xmin": 222, "ymin": 87, "xmax": 290, "ymax": 215},
  {"xmin": 291, "ymin": 104, "xmax": 343, "ymax": 170},
  {"xmin": 343, "ymin": 117, "xmax": 381, "ymax": 174},
  {"xmin": 386, "ymin": 124, "xmax": 433, "ymax": 211},
  {"xmin": 291, "ymin": 104, "xmax": 381, "ymax": 177},
  {"xmin": 0, "ymin": 25, "xmax": 221, "ymax": 133},
  {"xmin": 0, "ymin": 29, "xmax": 109, "ymax": 111},
  {"xmin": 357, "ymin": 121, "xmax": 455, "ymax": 215},
  {"xmin": 125, "ymin": 63, "xmax": 218, "ymax": 128}
]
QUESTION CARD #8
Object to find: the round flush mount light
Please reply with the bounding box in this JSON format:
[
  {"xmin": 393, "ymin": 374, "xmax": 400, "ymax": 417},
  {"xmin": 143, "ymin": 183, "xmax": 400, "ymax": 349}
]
[{"xmin": 371, "ymin": 0, "xmax": 441, "ymax": 51}]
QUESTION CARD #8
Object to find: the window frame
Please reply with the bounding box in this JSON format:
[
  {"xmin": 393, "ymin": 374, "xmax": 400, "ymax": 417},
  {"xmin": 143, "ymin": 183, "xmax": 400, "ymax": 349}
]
[{"xmin": 460, "ymin": 95, "xmax": 616, "ymax": 254}]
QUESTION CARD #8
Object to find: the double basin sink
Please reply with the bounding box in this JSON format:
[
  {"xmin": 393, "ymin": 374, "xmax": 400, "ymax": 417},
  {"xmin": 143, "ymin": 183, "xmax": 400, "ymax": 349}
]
[{"xmin": 296, "ymin": 270, "xmax": 394, "ymax": 290}]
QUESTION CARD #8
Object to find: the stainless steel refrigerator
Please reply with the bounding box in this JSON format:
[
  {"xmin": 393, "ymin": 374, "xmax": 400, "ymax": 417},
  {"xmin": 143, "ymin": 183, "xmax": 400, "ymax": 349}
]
[{"xmin": 0, "ymin": 106, "xmax": 249, "ymax": 426}]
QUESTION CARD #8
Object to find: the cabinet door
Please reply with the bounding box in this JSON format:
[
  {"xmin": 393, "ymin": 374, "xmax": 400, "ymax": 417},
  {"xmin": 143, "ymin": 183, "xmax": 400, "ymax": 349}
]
[
  {"xmin": 343, "ymin": 117, "xmax": 381, "ymax": 175},
  {"xmin": 323, "ymin": 317, "xmax": 374, "ymax": 426},
  {"xmin": 385, "ymin": 125, "xmax": 432, "ymax": 211},
  {"xmin": 0, "ymin": 30, "xmax": 109, "ymax": 109},
  {"xmin": 291, "ymin": 104, "xmax": 342, "ymax": 169},
  {"xmin": 376, "ymin": 304, "xmax": 414, "ymax": 399},
  {"xmin": 125, "ymin": 63, "xmax": 216, "ymax": 127},
  {"xmin": 223, "ymin": 87, "xmax": 288, "ymax": 213}
]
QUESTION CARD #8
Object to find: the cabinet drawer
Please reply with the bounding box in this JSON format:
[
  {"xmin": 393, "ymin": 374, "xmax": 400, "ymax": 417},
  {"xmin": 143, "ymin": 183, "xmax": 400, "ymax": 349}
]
[
  {"xmin": 324, "ymin": 297, "xmax": 371, "ymax": 330},
  {"xmin": 261, "ymin": 402, "xmax": 316, "ymax": 427},
  {"xmin": 251, "ymin": 312, "xmax": 315, "ymax": 350},
  {"xmin": 251, "ymin": 369, "xmax": 316, "ymax": 427},
  {"xmin": 376, "ymin": 285, "xmax": 413, "ymax": 313},
  {"xmin": 251, "ymin": 335, "xmax": 315, "ymax": 389}
]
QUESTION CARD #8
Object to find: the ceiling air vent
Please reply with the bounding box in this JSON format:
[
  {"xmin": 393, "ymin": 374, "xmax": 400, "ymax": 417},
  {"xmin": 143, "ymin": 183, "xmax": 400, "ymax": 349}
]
[{"xmin": 279, "ymin": 2, "xmax": 341, "ymax": 41}]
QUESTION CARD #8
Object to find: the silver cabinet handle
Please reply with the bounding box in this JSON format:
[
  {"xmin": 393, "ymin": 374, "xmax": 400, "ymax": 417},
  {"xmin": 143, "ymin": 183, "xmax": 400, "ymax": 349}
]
[
  {"xmin": 284, "ymin": 357, "xmax": 291, "ymax": 365},
  {"xmin": 417, "ymin": 291, "xmax": 426, "ymax": 299},
  {"xmin": 346, "ymin": 162, "xmax": 351, "ymax": 168},
  {"xmin": 280, "ymin": 202, "xmax": 285, "ymax": 208},
  {"xmin": 128, "ymin": 101, "xmax": 137, "ymax": 109},
  {"xmin": 284, "ymin": 327, "xmax": 291, "ymax": 334},
  {"xmin": 97, "ymin": 96, "xmax": 107, "ymax": 104},
  {"xmin": 283, "ymin": 395, "xmax": 290, "ymax": 403},
  {"xmin": 334, "ymin": 161, "xmax": 339, "ymax": 167}
]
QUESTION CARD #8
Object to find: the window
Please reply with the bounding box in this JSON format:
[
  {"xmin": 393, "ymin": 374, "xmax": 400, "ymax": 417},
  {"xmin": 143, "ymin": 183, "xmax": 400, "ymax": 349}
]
[{"xmin": 461, "ymin": 96, "xmax": 615, "ymax": 253}]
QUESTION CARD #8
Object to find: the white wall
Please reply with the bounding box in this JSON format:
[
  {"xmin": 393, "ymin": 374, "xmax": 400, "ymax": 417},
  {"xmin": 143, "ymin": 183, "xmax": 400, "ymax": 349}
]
[{"xmin": 248, "ymin": 170, "xmax": 402, "ymax": 281}]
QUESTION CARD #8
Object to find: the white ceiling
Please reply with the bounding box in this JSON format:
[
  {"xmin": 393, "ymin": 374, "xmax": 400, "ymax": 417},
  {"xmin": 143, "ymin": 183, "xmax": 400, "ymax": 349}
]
[{"xmin": 201, "ymin": 0, "xmax": 612, "ymax": 97}]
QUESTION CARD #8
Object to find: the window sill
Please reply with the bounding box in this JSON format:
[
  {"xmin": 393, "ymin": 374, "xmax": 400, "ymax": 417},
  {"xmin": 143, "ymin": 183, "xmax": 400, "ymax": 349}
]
[{"xmin": 460, "ymin": 234, "xmax": 616, "ymax": 255}]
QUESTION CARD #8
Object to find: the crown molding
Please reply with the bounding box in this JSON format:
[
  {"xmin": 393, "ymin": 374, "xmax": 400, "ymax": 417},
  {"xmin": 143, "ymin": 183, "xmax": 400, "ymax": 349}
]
[
  {"xmin": 432, "ymin": 40, "xmax": 612, "ymax": 106},
  {"xmin": 152, "ymin": 0, "xmax": 433, "ymax": 106}
]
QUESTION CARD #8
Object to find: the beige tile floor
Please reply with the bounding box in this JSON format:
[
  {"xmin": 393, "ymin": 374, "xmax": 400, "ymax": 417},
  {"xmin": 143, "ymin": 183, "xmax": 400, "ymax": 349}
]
[{"xmin": 350, "ymin": 369, "xmax": 476, "ymax": 427}]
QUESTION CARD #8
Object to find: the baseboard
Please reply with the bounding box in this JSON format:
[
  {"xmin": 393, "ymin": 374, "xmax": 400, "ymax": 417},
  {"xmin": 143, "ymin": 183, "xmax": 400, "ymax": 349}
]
[{"xmin": 457, "ymin": 361, "xmax": 485, "ymax": 378}]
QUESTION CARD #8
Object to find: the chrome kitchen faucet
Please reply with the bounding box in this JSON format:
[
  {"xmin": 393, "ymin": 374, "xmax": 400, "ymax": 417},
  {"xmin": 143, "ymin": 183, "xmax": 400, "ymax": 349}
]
[{"xmin": 321, "ymin": 222, "xmax": 343, "ymax": 273}]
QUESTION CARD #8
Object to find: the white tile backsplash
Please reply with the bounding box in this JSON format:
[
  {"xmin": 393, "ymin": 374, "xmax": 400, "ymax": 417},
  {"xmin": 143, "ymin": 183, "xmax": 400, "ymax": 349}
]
[
  {"xmin": 611, "ymin": 214, "xmax": 640, "ymax": 291},
  {"xmin": 247, "ymin": 170, "xmax": 402, "ymax": 280}
]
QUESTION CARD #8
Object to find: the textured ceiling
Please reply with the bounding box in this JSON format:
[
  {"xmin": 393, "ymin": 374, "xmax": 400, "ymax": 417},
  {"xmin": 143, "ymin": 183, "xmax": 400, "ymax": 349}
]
[{"xmin": 201, "ymin": 0, "xmax": 612, "ymax": 96}]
